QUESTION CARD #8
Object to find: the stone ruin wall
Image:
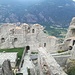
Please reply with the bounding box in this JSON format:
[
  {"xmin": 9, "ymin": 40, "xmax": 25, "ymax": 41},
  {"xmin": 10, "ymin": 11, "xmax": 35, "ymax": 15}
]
[{"xmin": 0, "ymin": 23, "xmax": 58, "ymax": 52}]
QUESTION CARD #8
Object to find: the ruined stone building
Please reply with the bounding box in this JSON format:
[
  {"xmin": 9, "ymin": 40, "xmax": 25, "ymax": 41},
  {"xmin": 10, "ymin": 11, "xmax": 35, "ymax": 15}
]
[
  {"xmin": 1, "ymin": 17, "xmax": 75, "ymax": 75},
  {"xmin": 0, "ymin": 60, "xmax": 13, "ymax": 75},
  {"xmin": 0, "ymin": 23, "xmax": 60, "ymax": 75},
  {"xmin": 0, "ymin": 23, "xmax": 58, "ymax": 52},
  {"xmin": 19, "ymin": 17, "xmax": 75, "ymax": 75}
]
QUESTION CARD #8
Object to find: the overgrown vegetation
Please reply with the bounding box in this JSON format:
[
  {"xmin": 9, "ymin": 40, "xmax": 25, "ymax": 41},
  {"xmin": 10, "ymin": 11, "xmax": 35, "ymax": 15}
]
[
  {"xmin": 67, "ymin": 66, "xmax": 75, "ymax": 75},
  {"xmin": 57, "ymin": 50, "xmax": 66, "ymax": 53},
  {"xmin": 31, "ymin": 52, "xmax": 38, "ymax": 54},
  {"xmin": 0, "ymin": 47, "xmax": 24, "ymax": 66}
]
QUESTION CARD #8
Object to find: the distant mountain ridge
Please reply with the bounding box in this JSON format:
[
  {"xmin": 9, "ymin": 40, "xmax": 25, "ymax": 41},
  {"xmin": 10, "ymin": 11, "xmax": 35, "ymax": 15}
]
[{"xmin": 0, "ymin": 0, "xmax": 75, "ymax": 28}]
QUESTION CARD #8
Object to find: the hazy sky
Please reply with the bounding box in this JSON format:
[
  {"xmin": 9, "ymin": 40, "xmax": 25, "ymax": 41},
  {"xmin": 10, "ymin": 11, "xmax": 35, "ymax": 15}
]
[
  {"xmin": 0, "ymin": 0, "xmax": 43, "ymax": 2},
  {"xmin": 18, "ymin": 0, "xmax": 41, "ymax": 1},
  {"xmin": 17, "ymin": 0, "xmax": 44, "ymax": 3},
  {"xmin": 0, "ymin": 0, "xmax": 45, "ymax": 5},
  {"xmin": 0, "ymin": 0, "xmax": 44, "ymax": 4},
  {"xmin": 73, "ymin": 0, "xmax": 75, "ymax": 1},
  {"xmin": 13, "ymin": 0, "xmax": 43, "ymax": 2}
]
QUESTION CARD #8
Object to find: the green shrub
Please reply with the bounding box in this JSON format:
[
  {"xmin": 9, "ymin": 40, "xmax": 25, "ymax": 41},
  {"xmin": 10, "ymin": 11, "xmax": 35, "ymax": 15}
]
[
  {"xmin": 57, "ymin": 50, "xmax": 65, "ymax": 53},
  {"xmin": 31, "ymin": 52, "xmax": 38, "ymax": 54},
  {"xmin": 67, "ymin": 66, "xmax": 75, "ymax": 75}
]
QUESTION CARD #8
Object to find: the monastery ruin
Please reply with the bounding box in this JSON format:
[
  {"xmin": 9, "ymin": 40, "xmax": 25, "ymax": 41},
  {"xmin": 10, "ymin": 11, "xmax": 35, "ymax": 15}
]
[
  {"xmin": 0, "ymin": 23, "xmax": 58, "ymax": 52},
  {"xmin": 0, "ymin": 17, "xmax": 75, "ymax": 75}
]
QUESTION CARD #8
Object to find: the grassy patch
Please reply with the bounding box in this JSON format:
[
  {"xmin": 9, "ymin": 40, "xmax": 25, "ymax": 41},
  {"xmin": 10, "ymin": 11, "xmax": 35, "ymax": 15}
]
[{"xmin": 0, "ymin": 47, "xmax": 24, "ymax": 66}]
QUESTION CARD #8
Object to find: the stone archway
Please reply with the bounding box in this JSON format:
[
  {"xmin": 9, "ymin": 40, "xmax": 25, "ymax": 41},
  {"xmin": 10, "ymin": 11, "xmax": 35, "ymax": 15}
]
[{"xmin": 26, "ymin": 46, "xmax": 30, "ymax": 53}]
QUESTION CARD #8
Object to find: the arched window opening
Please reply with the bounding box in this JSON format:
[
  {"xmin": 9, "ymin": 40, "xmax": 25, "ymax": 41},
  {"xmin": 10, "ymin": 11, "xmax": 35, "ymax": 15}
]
[
  {"xmin": 32, "ymin": 29, "xmax": 35, "ymax": 33},
  {"xmin": 14, "ymin": 38, "xmax": 17, "ymax": 42},
  {"xmin": 44, "ymin": 43, "xmax": 46, "ymax": 47},
  {"xmin": 1, "ymin": 38, "xmax": 5, "ymax": 43},
  {"xmin": 28, "ymin": 27, "xmax": 30, "ymax": 33}
]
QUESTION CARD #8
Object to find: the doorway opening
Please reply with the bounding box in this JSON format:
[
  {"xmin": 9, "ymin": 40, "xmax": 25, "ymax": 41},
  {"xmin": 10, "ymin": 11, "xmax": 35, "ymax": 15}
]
[
  {"xmin": 44, "ymin": 43, "xmax": 46, "ymax": 47},
  {"xmin": 1, "ymin": 38, "xmax": 5, "ymax": 43},
  {"xmin": 32, "ymin": 29, "xmax": 35, "ymax": 33},
  {"xmin": 26, "ymin": 46, "xmax": 30, "ymax": 53}
]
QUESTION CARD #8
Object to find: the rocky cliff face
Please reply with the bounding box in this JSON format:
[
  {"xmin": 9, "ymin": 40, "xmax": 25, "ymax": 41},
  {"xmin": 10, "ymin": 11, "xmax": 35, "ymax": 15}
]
[{"xmin": 65, "ymin": 17, "xmax": 75, "ymax": 38}]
